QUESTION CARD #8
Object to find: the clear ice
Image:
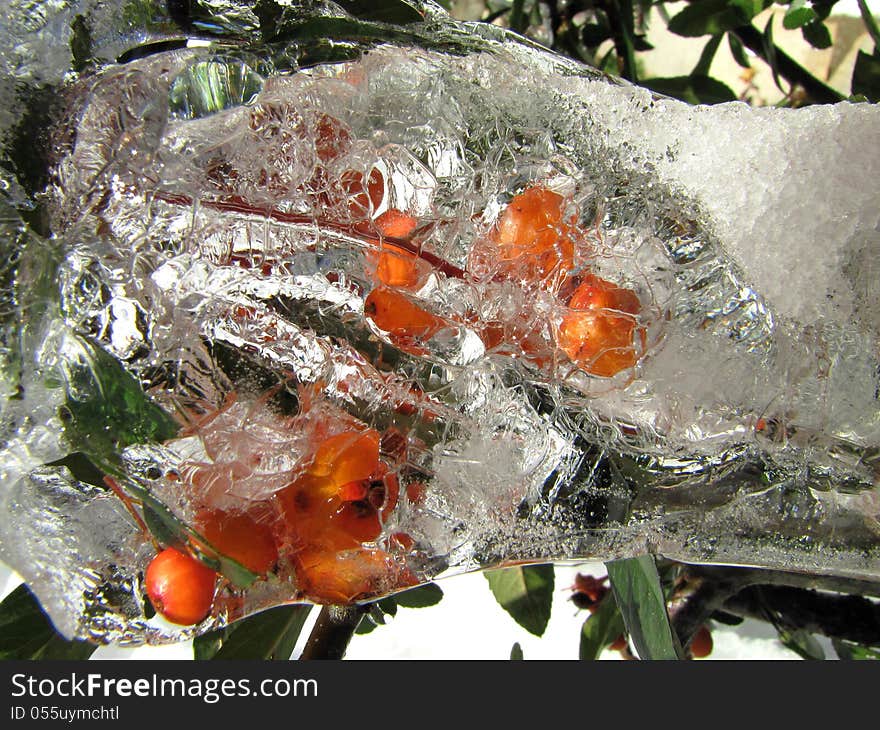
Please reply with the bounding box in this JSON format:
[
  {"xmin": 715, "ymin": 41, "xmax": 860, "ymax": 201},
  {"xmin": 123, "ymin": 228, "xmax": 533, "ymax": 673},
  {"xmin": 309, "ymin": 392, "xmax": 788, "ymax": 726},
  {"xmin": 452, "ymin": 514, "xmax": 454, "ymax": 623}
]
[{"xmin": 0, "ymin": 0, "xmax": 878, "ymax": 643}]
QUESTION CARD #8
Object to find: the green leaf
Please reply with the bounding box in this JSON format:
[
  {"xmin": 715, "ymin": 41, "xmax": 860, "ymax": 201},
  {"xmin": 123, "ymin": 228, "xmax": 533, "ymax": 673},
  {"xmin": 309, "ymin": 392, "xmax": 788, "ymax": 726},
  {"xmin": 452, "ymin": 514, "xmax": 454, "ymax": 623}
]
[
  {"xmin": 0, "ymin": 584, "xmax": 97, "ymax": 660},
  {"xmin": 579, "ymin": 593, "xmax": 626, "ymax": 660},
  {"xmin": 193, "ymin": 625, "xmax": 232, "ymax": 660},
  {"xmin": 641, "ymin": 75, "xmax": 738, "ymax": 104},
  {"xmin": 833, "ymin": 639, "xmax": 880, "ymax": 660},
  {"xmin": 632, "ymin": 34, "xmax": 654, "ymax": 51},
  {"xmin": 762, "ymin": 13, "xmax": 788, "ymax": 94},
  {"xmin": 727, "ymin": 31, "xmax": 752, "ymax": 67},
  {"xmin": 779, "ymin": 629, "xmax": 825, "ymax": 660},
  {"xmin": 60, "ymin": 335, "xmax": 179, "ymax": 473},
  {"xmin": 852, "ymin": 50, "xmax": 880, "ymax": 102},
  {"xmin": 783, "ymin": 0, "xmax": 818, "ymax": 29},
  {"xmin": 377, "ymin": 597, "xmax": 398, "ymax": 617},
  {"xmin": 668, "ymin": 0, "xmax": 768, "ymax": 38},
  {"xmin": 510, "ymin": 642, "xmax": 524, "ymax": 660},
  {"xmin": 485, "ymin": 563, "xmax": 554, "ymax": 637},
  {"xmin": 811, "ymin": 0, "xmax": 840, "ymax": 21},
  {"xmin": 694, "ymin": 34, "xmax": 724, "ymax": 76},
  {"xmin": 392, "ymin": 582, "xmax": 444, "ymax": 608},
  {"xmin": 336, "ymin": 0, "xmax": 424, "ymax": 24},
  {"xmin": 801, "ymin": 19, "xmax": 832, "ymax": 48},
  {"xmin": 355, "ymin": 615, "xmax": 378, "ymax": 634},
  {"xmin": 197, "ymin": 605, "xmax": 312, "ymax": 660},
  {"xmin": 606, "ymin": 556, "xmax": 682, "ymax": 660},
  {"xmin": 70, "ymin": 14, "xmax": 92, "ymax": 72}
]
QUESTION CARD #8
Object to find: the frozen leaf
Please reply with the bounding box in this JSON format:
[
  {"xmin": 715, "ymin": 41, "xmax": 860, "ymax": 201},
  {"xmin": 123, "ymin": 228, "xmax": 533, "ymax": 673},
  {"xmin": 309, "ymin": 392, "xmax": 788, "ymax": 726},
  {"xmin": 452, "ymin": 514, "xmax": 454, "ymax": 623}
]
[
  {"xmin": 779, "ymin": 629, "xmax": 826, "ymax": 660},
  {"xmin": 168, "ymin": 59, "xmax": 264, "ymax": 120}
]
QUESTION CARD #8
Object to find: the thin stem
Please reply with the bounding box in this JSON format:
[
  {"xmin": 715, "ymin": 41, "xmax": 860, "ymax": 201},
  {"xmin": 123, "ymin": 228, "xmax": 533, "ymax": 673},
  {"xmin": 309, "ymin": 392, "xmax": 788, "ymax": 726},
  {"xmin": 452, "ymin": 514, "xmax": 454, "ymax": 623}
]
[
  {"xmin": 598, "ymin": 0, "xmax": 639, "ymax": 82},
  {"xmin": 152, "ymin": 191, "xmax": 466, "ymax": 279},
  {"xmin": 857, "ymin": 0, "xmax": 880, "ymax": 50},
  {"xmin": 731, "ymin": 24, "xmax": 844, "ymax": 104},
  {"xmin": 299, "ymin": 604, "xmax": 368, "ymax": 660}
]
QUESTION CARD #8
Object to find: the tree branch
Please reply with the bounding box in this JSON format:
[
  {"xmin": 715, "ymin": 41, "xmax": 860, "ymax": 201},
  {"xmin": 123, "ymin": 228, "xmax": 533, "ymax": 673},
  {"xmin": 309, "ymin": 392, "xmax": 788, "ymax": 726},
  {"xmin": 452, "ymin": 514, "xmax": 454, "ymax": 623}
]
[
  {"xmin": 722, "ymin": 585, "xmax": 880, "ymax": 646},
  {"xmin": 667, "ymin": 564, "xmax": 880, "ymax": 651},
  {"xmin": 298, "ymin": 604, "xmax": 367, "ymax": 660}
]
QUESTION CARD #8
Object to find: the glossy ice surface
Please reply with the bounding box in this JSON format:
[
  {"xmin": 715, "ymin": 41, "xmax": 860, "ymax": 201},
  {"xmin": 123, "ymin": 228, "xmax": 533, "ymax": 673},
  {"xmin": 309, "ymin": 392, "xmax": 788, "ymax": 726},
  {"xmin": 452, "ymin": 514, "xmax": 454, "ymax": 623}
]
[{"xmin": 0, "ymin": 1, "xmax": 878, "ymax": 643}]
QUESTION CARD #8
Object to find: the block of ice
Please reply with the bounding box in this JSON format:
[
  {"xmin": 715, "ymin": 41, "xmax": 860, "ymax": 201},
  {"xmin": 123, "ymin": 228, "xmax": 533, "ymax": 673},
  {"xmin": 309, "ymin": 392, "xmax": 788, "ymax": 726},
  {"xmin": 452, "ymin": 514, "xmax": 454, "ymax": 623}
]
[{"xmin": 0, "ymin": 1, "xmax": 878, "ymax": 642}]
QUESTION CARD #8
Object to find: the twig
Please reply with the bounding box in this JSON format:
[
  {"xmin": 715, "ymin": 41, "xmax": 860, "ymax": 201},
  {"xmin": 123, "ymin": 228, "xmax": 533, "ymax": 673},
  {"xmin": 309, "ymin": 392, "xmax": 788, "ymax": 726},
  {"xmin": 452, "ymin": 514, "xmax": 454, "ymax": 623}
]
[
  {"xmin": 731, "ymin": 24, "xmax": 844, "ymax": 104},
  {"xmin": 667, "ymin": 569, "xmax": 746, "ymax": 651},
  {"xmin": 667, "ymin": 564, "xmax": 880, "ymax": 651},
  {"xmin": 299, "ymin": 604, "xmax": 368, "ymax": 660},
  {"xmin": 722, "ymin": 585, "xmax": 880, "ymax": 646}
]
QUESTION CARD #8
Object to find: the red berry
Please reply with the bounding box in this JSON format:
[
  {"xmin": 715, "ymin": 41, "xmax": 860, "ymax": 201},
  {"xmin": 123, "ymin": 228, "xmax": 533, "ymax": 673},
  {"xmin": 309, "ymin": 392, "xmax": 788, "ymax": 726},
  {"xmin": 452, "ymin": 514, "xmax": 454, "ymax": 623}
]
[
  {"xmin": 690, "ymin": 625, "xmax": 714, "ymax": 659},
  {"xmin": 145, "ymin": 547, "xmax": 217, "ymax": 626}
]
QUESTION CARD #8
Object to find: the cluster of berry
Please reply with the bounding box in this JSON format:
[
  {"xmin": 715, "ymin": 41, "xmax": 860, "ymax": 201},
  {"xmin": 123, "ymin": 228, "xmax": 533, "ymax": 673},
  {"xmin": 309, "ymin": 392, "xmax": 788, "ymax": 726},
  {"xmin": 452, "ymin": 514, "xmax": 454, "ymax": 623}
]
[
  {"xmin": 143, "ymin": 110, "xmax": 648, "ymax": 627},
  {"xmin": 145, "ymin": 418, "xmax": 421, "ymax": 625}
]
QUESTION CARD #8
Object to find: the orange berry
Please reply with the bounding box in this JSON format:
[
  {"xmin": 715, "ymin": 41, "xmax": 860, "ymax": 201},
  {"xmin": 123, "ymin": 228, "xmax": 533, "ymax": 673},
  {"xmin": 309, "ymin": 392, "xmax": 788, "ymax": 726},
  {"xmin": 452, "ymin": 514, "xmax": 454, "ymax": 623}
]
[
  {"xmin": 690, "ymin": 625, "xmax": 714, "ymax": 659},
  {"xmin": 370, "ymin": 241, "xmax": 430, "ymax": 289},
  {"xmin": 376, "ymin": 209, "xmax": 418, "ymax": 239},
  {"xmin": 609, "ymin": 634, "xmax": 628, "ymax": 652},
  {"xmin": 145, "ymin": 547, "xmax": 217, "ymax": 626},
  {"xmin": 405, "ymin": 481, "xmax": 426, "ymax": 505},
  {"xmin": 310, "ymin": 429, "xmax": 381, "ymax": 488},
  {"xmin": 293, "ymin": 547, "xmax": 417, "ymax": 604},
  {"xmin": 364, "ymin": 287, "xmax": 446, "ymax": 341},
  {"xmin": 314, "ymin": 114, "xmax": 352, "ymax": 164},
  {"xmin": 555, "ymin": 274, "xmax": 645, "ymax": 377},
  {"xmin": 478, "ymin": 185, "xmax": 577, "ymax": 286},
  {"xmin": 341, "ymin": 168, "xmax": 385, "ymax": 219},
  {"xmin": 196, "ymin": 508, "xmax": 278, "ymax": 576}
]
